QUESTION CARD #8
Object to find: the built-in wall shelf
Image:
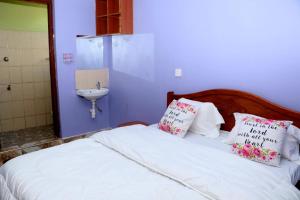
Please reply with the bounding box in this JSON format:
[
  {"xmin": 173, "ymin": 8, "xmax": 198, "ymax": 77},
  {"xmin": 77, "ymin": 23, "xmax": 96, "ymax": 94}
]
[{"xmin": 96, "ymin": 0, "xmax": 133, "ymax": 36}]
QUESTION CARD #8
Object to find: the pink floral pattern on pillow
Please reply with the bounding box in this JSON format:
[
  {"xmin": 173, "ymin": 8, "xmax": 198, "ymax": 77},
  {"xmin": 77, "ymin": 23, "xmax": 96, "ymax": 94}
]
[
  {"xmin": 158, "ymin": 124, "xmax": 182, "ymax": 135},
  {"xmin": 232, "ymin": 143, "xmax": 279, "ymax": 163},
  {"xmin": 231, "ymin": 113, "xmax": 292, "ymax": 166},
  {"xmin": 158, "ymin": 100, "xmax": 197, "ymax": 137},
  {"xmin": 175, "ymin": 102, "xmax": 197, "ymax": 113},
  {"xmin": 242, "ymin": 116, "xmax": 290, "ymax": 129}
]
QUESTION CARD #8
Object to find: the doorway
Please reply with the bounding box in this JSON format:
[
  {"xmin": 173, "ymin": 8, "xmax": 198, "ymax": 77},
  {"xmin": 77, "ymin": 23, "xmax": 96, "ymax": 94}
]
[{"xmin": 0, "ymin": 0, "xmax": 60, "ymax": 152}]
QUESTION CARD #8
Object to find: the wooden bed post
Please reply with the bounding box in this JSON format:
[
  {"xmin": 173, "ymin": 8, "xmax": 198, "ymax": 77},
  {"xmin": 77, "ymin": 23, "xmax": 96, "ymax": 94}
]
[{"xmin": 167, "ymin": 91, "xmax": 174, "ymax": 107}]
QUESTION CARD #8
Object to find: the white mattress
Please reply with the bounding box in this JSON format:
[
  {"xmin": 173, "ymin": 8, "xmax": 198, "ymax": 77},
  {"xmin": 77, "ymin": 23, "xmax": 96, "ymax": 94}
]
[
  {"xmin": 150, "ymin": 124, "xmax": 300, "ymax": 185},
  {"xmin": 1, "ymin": 125, "xmax": 299, "ymax": 200},
  {"xmin": 0, "ymin": 138, "xmax": 207, "ymax": 200},
  {"xmin": 93, "ymin": 125, "xmax": 300, "ymax": 200},
  {"xmin": 184, "ymin": 129, "xmax": 300, "ymax": 185}
]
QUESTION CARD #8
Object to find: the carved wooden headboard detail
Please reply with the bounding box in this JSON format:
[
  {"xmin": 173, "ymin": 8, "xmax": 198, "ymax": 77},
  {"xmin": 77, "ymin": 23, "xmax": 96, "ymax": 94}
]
[{"xmin": 167, "ymin": 89, "xmax": 300, "ymax": 131}]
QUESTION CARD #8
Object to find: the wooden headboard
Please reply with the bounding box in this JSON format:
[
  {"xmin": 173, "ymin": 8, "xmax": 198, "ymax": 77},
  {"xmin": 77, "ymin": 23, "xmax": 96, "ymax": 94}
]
[{"xmin": 167, "ymin": 89, "xmax": 300, "ymax": 131}]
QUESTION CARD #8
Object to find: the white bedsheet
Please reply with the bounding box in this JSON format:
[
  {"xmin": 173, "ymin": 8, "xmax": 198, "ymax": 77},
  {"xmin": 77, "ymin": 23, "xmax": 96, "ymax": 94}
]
[
  {"xmin": 0, "ymin": 135, "xmax": 208, "ymax": 200},
  {"xmin": 151, "ymin": 124, "xmax": 300, "ymax": 185},
  {"xmin": 1, "ymin": 125, "xmax": 300, "ymax": 200},
  {"xmin": 93, "ymin": 125, "xmax": 300, "ymax": 200},
  {"xmin": 186, "ymin": 130, "xmax": 300, "ymax": 185}
]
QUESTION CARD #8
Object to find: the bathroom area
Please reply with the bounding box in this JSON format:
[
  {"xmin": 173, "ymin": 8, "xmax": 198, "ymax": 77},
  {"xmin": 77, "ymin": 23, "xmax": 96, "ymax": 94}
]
[
  {"xmin": 0, "ymin": 0, "xmax": 57, "ymax": 154},
  {"xmin": 0, "ymin": 1, "xmax": 109, "ymax": 163}
]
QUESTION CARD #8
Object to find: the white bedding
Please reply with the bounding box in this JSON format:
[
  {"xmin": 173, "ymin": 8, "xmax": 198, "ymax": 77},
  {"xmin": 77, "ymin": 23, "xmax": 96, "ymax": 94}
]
[
  {"xmin": 151, "ymin": 123, "xmax": 300, "ymax": 185},
  {"xmin": 0, "ymin": 137, "xmax": 205, "ymax": 200},
  {"xmin": 185, "ymin": 130, "xmax": 300, "ymax": 185},
  {"xmin": 1, "ymin": 125, "xmax": 300, "ymax": 200}
]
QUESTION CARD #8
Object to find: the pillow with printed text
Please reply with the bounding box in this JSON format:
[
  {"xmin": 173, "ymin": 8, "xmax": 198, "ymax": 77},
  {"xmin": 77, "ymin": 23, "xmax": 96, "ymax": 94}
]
[
  {"xmin": 158, "ymin": 100, "xmax": 197, "ymax": 137},
  {"xmin": 232, "ymin": 113, "xmax": 292, "ymax": 166},
  {"xmin": 224, "ymin": 113, "xmax": 299, "ymax": 161}
]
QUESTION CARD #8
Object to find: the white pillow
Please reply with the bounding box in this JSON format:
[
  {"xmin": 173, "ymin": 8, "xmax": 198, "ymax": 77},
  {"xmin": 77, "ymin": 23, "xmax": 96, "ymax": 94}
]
[
  {"xmin": 158, "ymin": 100, "xmax": 197, "ymax": 137},
  {"xmin": 178, "ymin": 98, "xmax": 225, "ymax": 138},
  {"xmin": 231, "ymin": 113, "xmax": 292, "ymax": 166},
  {"xmin": 223, "ymin": 113, "xmax": 245, "ymax": 144},
  {"xmin": 225, "ymin": 113, "xmax": 299, "ymax": 161},
  {"xmin": 288, "ymin": 125, "xmax": 300, "ymax": 143},
  {"xmin": 284, "ymin": 125, "xmax": 300, "ymax": 161}
]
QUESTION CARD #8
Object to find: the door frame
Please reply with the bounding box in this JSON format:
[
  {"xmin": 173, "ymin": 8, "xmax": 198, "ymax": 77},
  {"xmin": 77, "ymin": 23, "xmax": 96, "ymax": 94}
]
[{"xmin": 22, "ymin": 0, "xmax": 61, "ymax": 136}]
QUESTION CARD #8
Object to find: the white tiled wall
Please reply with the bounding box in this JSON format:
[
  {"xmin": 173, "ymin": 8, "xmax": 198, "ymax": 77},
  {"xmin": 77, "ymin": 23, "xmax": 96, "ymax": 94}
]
[{"xmin": 0, "ymin": 30, "xmax": 53, "ymax": 132}]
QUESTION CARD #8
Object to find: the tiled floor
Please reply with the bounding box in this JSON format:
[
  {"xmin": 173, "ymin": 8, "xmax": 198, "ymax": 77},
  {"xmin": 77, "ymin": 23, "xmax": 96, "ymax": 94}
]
[
  {"xmin": 0, "ymin": 125, "xmax": 99, "ymax": 165},
  {"xmin": 0, "ymin": 125, "xmax": 57, "ymax": 151},
  {"xmin": 0, "ymin": 125, "xmax": 63, "ymax": 165}
]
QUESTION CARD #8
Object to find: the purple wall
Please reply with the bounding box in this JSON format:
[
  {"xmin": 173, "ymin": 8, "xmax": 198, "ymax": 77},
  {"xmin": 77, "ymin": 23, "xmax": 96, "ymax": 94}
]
[
  {"xmin": 53, "ymin": 0, "xmax": 110, "ymax": 137},
  {"xmin": 109, "ymin": 0, "xmax": 300, "ymax": 127},
  {"xmin": 51, "ymin": 0, "xmax": 300, "ymax": 136}
]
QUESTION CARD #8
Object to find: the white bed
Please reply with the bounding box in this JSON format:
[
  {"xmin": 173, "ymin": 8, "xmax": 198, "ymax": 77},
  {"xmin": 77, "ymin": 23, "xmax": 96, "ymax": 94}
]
[
  {"xmin": 1, "ymin": 125, "xmax": 300, "ymax": 200},
  {"xmin": 150, "ymin": 124, "xmax": 300, "ymax": 185},
  {"xmin": 186, "ymin": 130, "xmax": 300, "ymax": 185}
]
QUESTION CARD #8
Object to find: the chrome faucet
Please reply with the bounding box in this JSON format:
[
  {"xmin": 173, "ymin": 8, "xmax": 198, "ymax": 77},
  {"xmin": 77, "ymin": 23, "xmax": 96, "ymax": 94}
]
[{"xmin": 96, "ymin": 81, "xmax": 101, "ymax": 89}]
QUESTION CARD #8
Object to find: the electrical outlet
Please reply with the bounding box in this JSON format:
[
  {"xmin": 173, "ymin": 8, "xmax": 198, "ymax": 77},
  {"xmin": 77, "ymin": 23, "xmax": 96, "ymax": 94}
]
[{"xmin": 175, "ymin": 68, "xmax": 182, "ymax": 77}]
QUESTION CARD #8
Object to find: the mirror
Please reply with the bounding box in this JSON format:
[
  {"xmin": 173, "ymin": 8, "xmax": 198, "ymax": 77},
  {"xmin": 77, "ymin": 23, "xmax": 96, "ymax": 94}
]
[{"xmin": 76, "ymin": 36, "xmax": 104, "ymax": 69}]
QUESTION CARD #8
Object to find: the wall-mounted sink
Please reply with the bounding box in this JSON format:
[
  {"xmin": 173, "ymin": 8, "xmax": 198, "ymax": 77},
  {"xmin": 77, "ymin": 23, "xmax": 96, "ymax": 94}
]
[
  {"xmin": 76, "ymin": 88, "xmax": 109, "ymax": 119},
  {"xmin": 76, "ymin": 88, "xmax": 109, "ymax": 101}
]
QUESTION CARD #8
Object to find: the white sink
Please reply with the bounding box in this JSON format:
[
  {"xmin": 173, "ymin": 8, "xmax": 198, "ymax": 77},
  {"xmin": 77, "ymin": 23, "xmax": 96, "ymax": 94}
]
[
  {"xmin": 77, "ymin": 88, "xmax": 109, "ymax": 119},
  {"xmin": 76, "ymin": 88, "xmax": 109, "ymax": 101}
]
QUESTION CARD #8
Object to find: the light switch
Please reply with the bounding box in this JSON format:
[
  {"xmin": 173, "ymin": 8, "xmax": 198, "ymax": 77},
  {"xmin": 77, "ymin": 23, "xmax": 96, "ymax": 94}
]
[
  {"xmin": 63, "ymin": 53, "xmax": 73, "ymax": 64},
  {"xmin": 175, "ymin": 68, "xmax": 182, "ymax": 77}
]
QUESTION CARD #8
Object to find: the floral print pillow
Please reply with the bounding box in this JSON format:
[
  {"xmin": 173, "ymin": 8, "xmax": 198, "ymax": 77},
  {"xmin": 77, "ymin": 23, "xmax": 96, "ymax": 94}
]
[
  {"xmin": 232, "ymin": 114, "xmax": 292, "ymax": 166},
  {"xmin": 158, "ymin": 100, "xmax": 197, "ymax": 137}
]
